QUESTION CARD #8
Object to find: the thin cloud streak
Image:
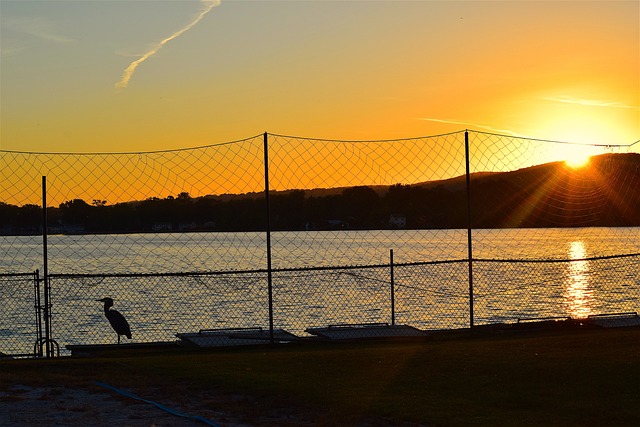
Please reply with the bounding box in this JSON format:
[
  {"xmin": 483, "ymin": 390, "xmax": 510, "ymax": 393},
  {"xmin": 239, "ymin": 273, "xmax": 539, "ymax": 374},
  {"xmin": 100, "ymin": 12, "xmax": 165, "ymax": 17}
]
[
  {"xmin": 115, "ymin": 0, "xmax": 220, "ymax": 89},
  {"xmin": 544, "ymin": 97, "xmax": 638, "ymax": 109},
  {"xmin": 417, "ymin": 118, "xmax": 521, "ymax": 136},
  {"xmin": 3, "ymin": 17, "xmax": 74, "ymax": 44}
]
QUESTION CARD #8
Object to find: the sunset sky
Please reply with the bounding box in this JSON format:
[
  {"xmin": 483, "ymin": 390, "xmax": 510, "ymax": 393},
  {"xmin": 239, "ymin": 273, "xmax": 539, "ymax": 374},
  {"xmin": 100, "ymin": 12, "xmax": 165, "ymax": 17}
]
[{"xmin": 1, "ymin": 0, "xmax": 638, "ymax": 153}]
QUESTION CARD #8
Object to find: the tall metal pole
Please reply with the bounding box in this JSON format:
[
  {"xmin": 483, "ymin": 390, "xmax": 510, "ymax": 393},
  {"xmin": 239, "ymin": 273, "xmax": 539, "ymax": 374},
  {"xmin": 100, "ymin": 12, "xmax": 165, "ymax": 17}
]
[
  {"xmin": 263, "ymin": 133, "xmax": 274, "ymax": 343},
  {"xmin": 464, "ymin": 131, "xmax": 474, "ymax": 330},
  {"xmin": 390, "ymin": 249, "xmax": 395, "ymax": 326},
  {"xmin": 34, "ymin": 269, "xmax": 43, "ymax": 357},
  {"xmin": 41, "ymin": 176, "xmax": 51, "ymax": 357}
]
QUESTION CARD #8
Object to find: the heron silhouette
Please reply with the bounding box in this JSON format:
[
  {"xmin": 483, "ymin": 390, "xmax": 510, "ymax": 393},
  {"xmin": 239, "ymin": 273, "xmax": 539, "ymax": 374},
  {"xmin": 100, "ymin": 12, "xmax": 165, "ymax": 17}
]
[{"xmin": 97, "ymin": 297, "xmax": 132, "ymax": 344}]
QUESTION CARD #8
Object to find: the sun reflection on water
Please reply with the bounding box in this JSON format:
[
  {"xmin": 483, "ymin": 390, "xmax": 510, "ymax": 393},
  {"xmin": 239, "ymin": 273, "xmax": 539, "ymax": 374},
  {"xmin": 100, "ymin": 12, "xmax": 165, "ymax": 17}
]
[{"xmin": 564, "ymin": 240, "xmax": 593, "ymax": 318}]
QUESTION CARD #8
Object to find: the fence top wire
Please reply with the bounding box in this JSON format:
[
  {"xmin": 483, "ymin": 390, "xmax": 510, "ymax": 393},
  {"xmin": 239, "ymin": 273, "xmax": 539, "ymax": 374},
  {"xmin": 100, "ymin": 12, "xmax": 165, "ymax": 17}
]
[
  {"xmin": 0, "ymin": 272, "xmax": 37, "ymax": 278},
  {"xmin": 4, "ymin": 130, "xmax": 634, "ymax": 156},
  {"xmin": 268, "ymin": 130, "xmax": 465, "ymax": 143},
  {"xmin": 0, "ymin": 134, "xmax": 265, "ymax": 156},
  {"xmin": 474, "ymin": 252, "xmax": 640, "ymax": 263},
  {"xmin": 47, "ymin": 259, "xmax": 469, "ymax": 279},
  {"xmin": 469, "ymin": 130, "xmax": 639, "ymax": 148}
]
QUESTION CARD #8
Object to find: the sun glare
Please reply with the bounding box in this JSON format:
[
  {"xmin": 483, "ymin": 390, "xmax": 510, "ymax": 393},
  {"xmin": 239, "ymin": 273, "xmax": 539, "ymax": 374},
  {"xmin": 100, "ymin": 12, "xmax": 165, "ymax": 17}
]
[
  {"xmin": 553, "ymin": 142, "xmax": 598, "ymax": 169},
  {"xmin": 564, "ymin": 153, "xmax": 592, "ymax": 169}
]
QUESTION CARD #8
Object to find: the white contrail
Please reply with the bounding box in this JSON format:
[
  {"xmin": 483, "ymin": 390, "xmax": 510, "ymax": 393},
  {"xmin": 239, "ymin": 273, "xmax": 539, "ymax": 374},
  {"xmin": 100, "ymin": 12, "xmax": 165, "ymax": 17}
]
[
  {"xmin": 116, "ymin": 0, "xmax": 220, "ymax": 89},
  {"xmin": 543, "ymin": 97, "xmax": 637, "ymax": 109},
  {"xmin": 417, "ymin": 118, "xmax": 521, "ymax": 136}
]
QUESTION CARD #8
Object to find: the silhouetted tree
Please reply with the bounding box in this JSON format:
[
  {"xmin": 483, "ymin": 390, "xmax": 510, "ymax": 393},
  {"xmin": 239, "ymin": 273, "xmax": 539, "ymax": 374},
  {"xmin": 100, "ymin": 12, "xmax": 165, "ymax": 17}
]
[
  {"xmin": 59, "ymin": 199, "xmax": 91, "ymax": 225},
  {"xmin": 341, "ymin": 186, "xmax": 380, "ymax": 228}
]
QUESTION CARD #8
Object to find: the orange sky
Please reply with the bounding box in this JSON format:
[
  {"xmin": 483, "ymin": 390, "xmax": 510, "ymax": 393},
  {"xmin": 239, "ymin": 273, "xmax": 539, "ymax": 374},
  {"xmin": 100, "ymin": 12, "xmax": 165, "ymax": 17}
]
[{"xmin": 1, "ymin": 0, "xmax": 638, "ymax": 153}]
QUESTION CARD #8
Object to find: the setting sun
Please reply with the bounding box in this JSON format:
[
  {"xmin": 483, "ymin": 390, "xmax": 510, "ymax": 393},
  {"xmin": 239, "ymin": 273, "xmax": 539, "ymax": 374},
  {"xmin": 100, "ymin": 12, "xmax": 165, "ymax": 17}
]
[{"xmin": 564, "ymin": 152, "xmax": 592, "ymax": 169}]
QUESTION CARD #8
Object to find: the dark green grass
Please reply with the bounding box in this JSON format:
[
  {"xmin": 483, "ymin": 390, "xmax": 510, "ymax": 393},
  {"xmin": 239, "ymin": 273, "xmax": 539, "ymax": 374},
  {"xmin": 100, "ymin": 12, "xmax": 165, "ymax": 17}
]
[{"xmin": 2, "ymin": 328, "xmax": 639, "ymax": 426}]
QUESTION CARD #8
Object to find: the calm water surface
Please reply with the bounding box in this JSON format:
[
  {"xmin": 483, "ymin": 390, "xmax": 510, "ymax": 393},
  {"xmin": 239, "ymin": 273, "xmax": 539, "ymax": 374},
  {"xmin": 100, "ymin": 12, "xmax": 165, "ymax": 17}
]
[
  {"xmin": 1, "ymin": 228, "xmax": 638, "ymax": 355},
  {"xmin": 3, "ymin": 227, "xmax": 639, "ymax": 274}
]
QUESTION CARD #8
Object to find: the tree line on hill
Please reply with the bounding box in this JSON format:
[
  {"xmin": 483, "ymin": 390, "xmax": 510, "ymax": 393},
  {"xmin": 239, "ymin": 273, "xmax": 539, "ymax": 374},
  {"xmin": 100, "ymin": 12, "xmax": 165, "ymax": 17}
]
[{"xmin": 1, "ymin": 153, "xmax": 638, "ymax": 235}]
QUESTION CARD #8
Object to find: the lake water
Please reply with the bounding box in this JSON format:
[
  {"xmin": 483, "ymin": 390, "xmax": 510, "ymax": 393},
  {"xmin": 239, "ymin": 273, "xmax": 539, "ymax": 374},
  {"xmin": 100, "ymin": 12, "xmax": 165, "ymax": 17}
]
[
  {"xmin": 1, "ymin": 228, "xmax": 639, "ymax": 356},
  {"xmin": 3, "ymin": 227, "xmax": 639, "ymax": 274}
]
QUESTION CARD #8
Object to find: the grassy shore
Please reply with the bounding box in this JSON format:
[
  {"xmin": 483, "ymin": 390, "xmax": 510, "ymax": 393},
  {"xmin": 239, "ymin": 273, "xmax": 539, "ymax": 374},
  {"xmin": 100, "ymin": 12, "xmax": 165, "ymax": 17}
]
[{"xmin": 1, "ymin": 328, "xmax": 639, "ymax": 426}]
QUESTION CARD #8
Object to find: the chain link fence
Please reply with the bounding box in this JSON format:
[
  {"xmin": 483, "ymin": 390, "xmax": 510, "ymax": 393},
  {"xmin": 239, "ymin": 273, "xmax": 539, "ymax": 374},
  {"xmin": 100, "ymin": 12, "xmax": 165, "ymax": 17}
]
[
  {"xmin": 0, "ymin": 272, "xmax": 43, "ymax": 357},
  {"xmin": 472, "ymin": 255, "xmax": 640, "ymax": 323},
  {"xmin": 1, "ymin": 130, "xmax": 639, "ymax": 357}
]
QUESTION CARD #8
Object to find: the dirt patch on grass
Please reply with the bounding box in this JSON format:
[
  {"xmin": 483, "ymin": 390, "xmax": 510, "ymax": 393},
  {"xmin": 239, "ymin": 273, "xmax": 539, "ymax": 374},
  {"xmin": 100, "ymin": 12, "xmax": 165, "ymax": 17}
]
[
  {"xmin": 0, "ymin": 383, "xmax": 416, "ymax": 427},
  {"xmin": 0, "ymin": 384, "xmax": 226, "ymax": 426}
]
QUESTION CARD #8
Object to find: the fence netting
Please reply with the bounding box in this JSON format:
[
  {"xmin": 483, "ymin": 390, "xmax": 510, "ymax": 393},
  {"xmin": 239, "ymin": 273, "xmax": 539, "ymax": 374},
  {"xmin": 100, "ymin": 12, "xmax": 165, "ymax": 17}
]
[
  {"xmin": 0, "ymin": 272, "xmax": 42, "ymax": 357},
  {"xmin": 1, "ymin": 130, "xmax": 638, "ymax": 356},
  {"xmin": 467, "ymin": 132, "xmax": 639, "ymax": 246}
]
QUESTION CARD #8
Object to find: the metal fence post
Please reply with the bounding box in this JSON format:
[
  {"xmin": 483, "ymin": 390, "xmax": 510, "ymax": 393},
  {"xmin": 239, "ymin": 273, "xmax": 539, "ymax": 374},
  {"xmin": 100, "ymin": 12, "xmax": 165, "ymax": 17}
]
[
  {"xmin": 464, "ymin": 131, "xmax": 474, "ymax": 330},
  {"xmin": 41, "ymin": 176, "xmax": 52, "ymax": 357},
  {"xmin": 33, "ymin": 269, "xmax": 43, "ymax": 357},
  {"xmin": 263, "ymin": 133, "xmax": 274, "ymax": 343},
  {"xmin": 390, "ymin": 249, "xmax": 395, "ymax": 326}
]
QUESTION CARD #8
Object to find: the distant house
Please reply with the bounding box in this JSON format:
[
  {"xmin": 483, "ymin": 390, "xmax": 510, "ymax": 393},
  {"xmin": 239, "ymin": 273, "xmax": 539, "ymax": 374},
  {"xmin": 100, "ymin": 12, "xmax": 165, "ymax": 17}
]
[
  {"xmin": 178, "ymin": 222, "xmax": 197, "ymax": 231},
  {"xmin": 63, "ymin": 224, "xmax": 86, "ymax": 234},
  {"xmin": 326, "ymin": 219, "xmax": 350, "ymax": 229},
  {"xmin": 389, "ymin": 214, "xmax": 407, "ymax": 229},
  {"xmin": 47, "ymin": 225, "xmax": 64, "ymax": 234},
  {"xmin": 152, "ymin": 222, "xmax": 172, "ymax": 232}
]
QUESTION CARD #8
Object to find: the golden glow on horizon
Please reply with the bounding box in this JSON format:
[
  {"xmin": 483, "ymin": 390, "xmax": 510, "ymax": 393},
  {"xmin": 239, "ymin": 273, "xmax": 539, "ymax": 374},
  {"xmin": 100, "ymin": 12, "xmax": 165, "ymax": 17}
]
[
  {"xmin": 545, "ymin": 137, "xmax": 603, "ymax": 171},
  {"xmin": 564, "ymin": 153, "xmax": 591, "ymax": 169}
]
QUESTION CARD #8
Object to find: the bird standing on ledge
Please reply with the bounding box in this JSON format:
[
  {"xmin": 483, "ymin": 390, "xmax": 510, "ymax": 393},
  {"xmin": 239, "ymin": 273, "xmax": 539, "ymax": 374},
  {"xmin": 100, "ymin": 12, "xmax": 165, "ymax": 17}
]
[{"xmin": 97, "ymin": 297, "xmax": 132, "ymax": 344}]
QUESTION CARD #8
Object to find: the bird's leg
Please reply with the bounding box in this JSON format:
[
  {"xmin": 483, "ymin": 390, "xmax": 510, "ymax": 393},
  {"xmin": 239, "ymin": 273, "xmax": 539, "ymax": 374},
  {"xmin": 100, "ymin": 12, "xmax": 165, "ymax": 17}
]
[{"xmin": 117, "ymin": 334, "xmax": 121, "ymax": 345}]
